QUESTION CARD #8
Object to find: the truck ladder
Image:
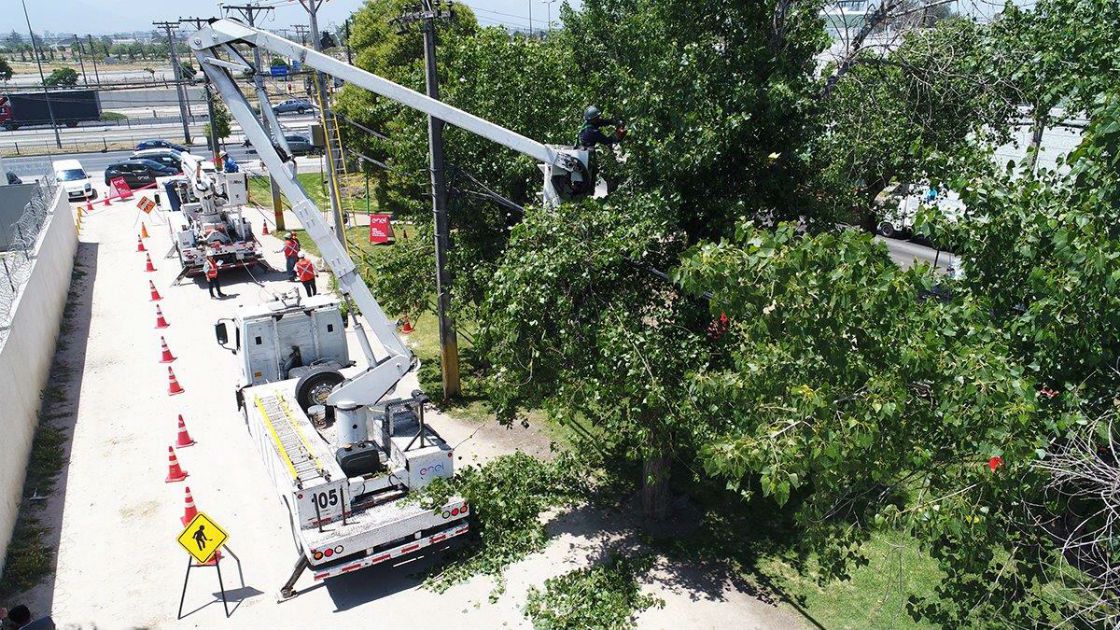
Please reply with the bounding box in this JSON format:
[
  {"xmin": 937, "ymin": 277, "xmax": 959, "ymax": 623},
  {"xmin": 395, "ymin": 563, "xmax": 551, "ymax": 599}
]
[{"xmin": 254, "ymin": 393, "xmax": 330, "ymax": 487}]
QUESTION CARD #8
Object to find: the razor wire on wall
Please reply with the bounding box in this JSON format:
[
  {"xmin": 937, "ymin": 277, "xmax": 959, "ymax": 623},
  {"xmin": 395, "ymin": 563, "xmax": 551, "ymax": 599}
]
[{"xmin": 0, "ymin": 173, "xmax": 60, "ymax": 345}]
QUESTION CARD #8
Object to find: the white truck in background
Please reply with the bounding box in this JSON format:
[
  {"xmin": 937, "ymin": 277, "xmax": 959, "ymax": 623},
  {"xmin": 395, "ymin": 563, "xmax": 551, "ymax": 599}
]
[
  {"xmin": 165, "ymin": 153, "xmax": 263, "ymax": 277},
  {"xmin": 192, "ymin": 17, "xmax": 599, "ymax": 598}
]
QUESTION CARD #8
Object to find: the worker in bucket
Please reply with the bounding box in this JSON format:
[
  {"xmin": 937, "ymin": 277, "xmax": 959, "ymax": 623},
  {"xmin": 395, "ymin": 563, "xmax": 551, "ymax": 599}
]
[
  {"xmin": 204, "ymin": 254, "xmax": 228, "ymax": 299},
  {"xmin": 220, "ymin": 150, "xmax": 240, "ymax": 173},
  {"xmin": 577, "ymin": 106, "xmax": 626, "ymax": 149},
  {"xmin": 294, "ymin": 252, "xmax": 317, "ymax": 297}
]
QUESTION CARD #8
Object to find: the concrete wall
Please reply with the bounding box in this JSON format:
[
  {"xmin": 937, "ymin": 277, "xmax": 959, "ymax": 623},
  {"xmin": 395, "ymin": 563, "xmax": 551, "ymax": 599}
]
[
  {"xmin": 98, "ymin": 87, "xmax": 205, "ymax": 109},
  {"xmin": 0, "ymin": 184, "xmax": 41, "ymax": 251},
  {"xmin": 0, "ymin": 189, "xmax": 76, "ymax": 573}
]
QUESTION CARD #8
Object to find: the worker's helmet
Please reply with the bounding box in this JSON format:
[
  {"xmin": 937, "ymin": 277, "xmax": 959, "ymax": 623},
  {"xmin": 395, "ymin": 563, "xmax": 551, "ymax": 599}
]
[
  {"xmin": 583, "ymin": 105, "xmax": 602, "ymax": 122},
  {"xmin": 298, "ymin": 252, "xmax": 306, "ymax": 258}
]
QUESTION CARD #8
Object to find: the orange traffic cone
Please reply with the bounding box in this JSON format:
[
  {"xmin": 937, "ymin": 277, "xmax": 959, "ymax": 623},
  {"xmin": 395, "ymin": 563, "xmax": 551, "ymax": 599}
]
[
  {"xmin": 103, "ymin": 193, "xmax": 111, "ymax": 206},
  {"xmin": 174, "ymin": 414, "xmax": 195, "ymax": 448},
  {"xmin": 141, "ymin": 222, "xmax": 150, "ymax": 239},
  {"xmin": 401, "ymin": 316, "xmax": 414, "ymax": 334},
  {"xmin": 181, "ymin": 486, "xmax": 199, "ymax": 526},
  {"xmin": 159, "ymin": 336, "xmax": 176, "ymax": 363},
  {"xmin": 155, "ymin": 304, "xmax": 169, "ymax": 329},
  {"xmin": 261, "ymin": 222, "xmax": 270, "ymax": 236},
  {"xmin": 137, "ymin": 235, "xmax": 146, "ymax": 252},
  {"xmin": 144, "ymin": 253, "xmax": 156, "ymax": 272},
  {"xmin": 165, "ymin": 446, "xmax": 188, "ymax": 483},
  {"xmin": 149, "ymin": 280, "xmax": 162, "ymax": 302},
  {"xmin": 85, "ymin": 197, "xmax": 94, "ymax": 214},
  {"xmin": 167, "ymin": 366, "xmax": 185, "ymax": 396}
]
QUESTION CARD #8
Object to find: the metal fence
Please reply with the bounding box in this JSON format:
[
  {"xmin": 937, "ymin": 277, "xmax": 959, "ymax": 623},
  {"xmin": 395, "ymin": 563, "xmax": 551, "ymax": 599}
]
[{"xmin": 0, "ymin": 173, "xmax": 60, "ymax": 344}]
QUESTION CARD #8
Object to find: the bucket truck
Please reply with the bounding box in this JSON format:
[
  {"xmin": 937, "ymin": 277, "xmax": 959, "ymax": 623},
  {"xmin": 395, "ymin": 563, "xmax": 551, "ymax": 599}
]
[
  {"xmin": 191, "ymin": 17, "xmax": 597, "ymax": 599},
  {"xmin": 167, "ymin": 153, "xmax": 264, "ymax": 277}
]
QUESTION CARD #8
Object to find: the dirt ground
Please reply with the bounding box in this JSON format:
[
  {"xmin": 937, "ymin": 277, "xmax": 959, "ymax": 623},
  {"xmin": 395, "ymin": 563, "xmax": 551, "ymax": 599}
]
[{"xmin": 6, "ymin": 187, "xmax": 809, "ymax": 629}]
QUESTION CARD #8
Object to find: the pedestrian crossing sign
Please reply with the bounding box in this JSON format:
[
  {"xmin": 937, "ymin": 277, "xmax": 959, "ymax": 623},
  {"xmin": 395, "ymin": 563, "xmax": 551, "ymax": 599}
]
[{"xmin": 177, "ymin": 512, "xmax": 228, "ymax": 564}]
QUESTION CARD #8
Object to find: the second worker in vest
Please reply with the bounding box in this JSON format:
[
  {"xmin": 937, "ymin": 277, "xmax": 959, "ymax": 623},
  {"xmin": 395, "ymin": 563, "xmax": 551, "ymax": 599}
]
[
  {"xmin": 281, "ymin": 232, "xmax": 301, "ymax": 281},
  {"xmin": 294, "ymin": 252, "xmax": 317, "ymax": 297},
  {"xmin": 205, "ymin": 255, "xmax": 228, "ymax": 299}
]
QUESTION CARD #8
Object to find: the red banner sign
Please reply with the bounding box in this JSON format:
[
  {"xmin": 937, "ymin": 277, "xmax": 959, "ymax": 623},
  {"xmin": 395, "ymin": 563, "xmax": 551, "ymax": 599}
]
[
  {"xmin": 369, "ymin": 213, "xmax": 393, "ymax": 244},
  {"xmin": 110, "ymin": 176, "xmax": 132, "ymax": 200}
]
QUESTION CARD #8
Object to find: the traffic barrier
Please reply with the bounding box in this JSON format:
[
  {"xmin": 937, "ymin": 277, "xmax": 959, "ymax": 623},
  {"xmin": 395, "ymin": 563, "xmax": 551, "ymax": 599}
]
[
  {"xmin": 167, "ymin": 366, "xmax": 185, "ymax": 395},
  {"xmin": 144, "ymin": 253, "xmax": 156, "ymax": 272},
  {"xmin": 165, "ymin": 446, "xmax": 189, "ymax": 483},
  {"xmin": 174, "ymin": 414, "xmax": 195, "ymax": 448},
  {"xmin": 181, "ymin": 486, "xmax": 198, "ymax": 526},
  {"xmin": 137, "ymin": 235, "xmax": 146, "ymax": 252},
  {"xmin": 159, "ymin": 336, "xmax": 176, "ymax": 364},
  {"xmin": 141, "ymin": 222, "xmax": 150, "ymax": 239},
  {"xmin": 155, "ymin": 304, "xmax": 170, "ymax": 329},
  {"xmin": 149, "ymin": 280, "xmax": 163, "ymax": 302}
]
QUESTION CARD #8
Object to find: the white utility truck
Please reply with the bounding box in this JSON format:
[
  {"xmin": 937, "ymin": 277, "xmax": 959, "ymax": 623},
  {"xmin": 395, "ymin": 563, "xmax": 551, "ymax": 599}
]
[
  {"xmin": 166, "ymin": 153, "xmax": 263, "ymax": 277},
  {"xmin": 191, "ymin": 17, "xmax": 599, "ymax": 599}
]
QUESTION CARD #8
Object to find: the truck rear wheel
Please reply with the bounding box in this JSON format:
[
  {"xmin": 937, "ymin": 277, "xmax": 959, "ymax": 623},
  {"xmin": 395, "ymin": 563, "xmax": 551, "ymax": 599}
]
[{"xmin": 294, "ymin": 366, "xmax": 345, "ymax": 414}]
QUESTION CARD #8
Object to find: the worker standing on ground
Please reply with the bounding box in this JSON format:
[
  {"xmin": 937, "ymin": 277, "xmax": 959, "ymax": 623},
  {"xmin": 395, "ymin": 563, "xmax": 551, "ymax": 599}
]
[
  {"xmin": 281, "ymin": 232, "xmax": 300, "ymax": 281},
  {"xmin": 577, "ymin": 106, "xmax": 626, "ymax": 149},
  {"xmin": 294, "ymin": 252, "xmax": 316, "ymax": 297},
  {"xmin": 205, "ymin": 255, "xmax": 227, "ymax": 299}
]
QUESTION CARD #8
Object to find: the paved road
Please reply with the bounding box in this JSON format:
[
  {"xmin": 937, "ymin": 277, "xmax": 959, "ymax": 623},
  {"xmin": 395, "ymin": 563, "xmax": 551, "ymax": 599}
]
[{"xmin": 0, "ymin": 114, "xmax": 318, "ymax": 154}]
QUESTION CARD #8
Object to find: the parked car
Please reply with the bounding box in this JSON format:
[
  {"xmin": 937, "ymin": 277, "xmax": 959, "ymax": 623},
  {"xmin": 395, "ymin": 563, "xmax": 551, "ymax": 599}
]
[
  {"xmin": 131, "ymin": 148, "xmax": 185, "ymax": 172},
  {"xmin": 283, "ymin": 134, "xmax": 319, "ymax": 156},
  {"xmin": 104, "ymin": 159, "xmax": 179, "ymax": 188},
  {"xmin": 136, "ymin": 139, "xmax": 188, "ymax": 152},
  {"xmin": 52, "ymin": 159, "xmax": 96, "ymax": 200},
  {"xmin": 272, "ymin": 99, "xmax": 313, "ymax": 115}
]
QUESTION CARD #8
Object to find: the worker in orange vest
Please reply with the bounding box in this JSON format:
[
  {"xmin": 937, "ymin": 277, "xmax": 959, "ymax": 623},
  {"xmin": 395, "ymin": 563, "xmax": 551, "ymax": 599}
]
[
  {"xmin": 205, "ymin": 254, "xmax": 227, "ymax": 299},
  {"xmin": 294, "ymin": 252, "xmax": 316, "ymax": 297},
  {"xmin": 281, "ymin": 232, "xmax": 300, "ymax": 281}
]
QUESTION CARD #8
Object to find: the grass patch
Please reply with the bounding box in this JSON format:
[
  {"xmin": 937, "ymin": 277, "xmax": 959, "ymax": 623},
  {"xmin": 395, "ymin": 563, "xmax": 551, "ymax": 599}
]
[
  {"xmin": 524, "ymin": 554, "xmax": 663, "ymax": 630},
  {"xmin": 247, "ymin": 172, "xmax": 376, "ymax": 221},
  {"xmin": 758, "ymin": 531, "xmax": 943, "ymax": 630},
  {"xmin": 100, "ymin": 111, "xmax": 128, "ymax": 122},
  {"xmin": 0, "ymin": 519, "xmax": 53, "ymax": 599}
]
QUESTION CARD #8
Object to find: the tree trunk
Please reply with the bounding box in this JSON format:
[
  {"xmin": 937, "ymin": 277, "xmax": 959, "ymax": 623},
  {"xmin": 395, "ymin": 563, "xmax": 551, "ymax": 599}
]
[
  {"xmin": 640, "ymin": 449, "xmax": 671, "ymax": 521},
  {"xmin": 1025, "ymin": 107, "xmax": 1047, "ymax": 174}
]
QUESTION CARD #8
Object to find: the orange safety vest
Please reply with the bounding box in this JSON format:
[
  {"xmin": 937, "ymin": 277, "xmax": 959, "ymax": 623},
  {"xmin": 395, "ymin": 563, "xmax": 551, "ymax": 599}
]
[
  {"xmin": 283, "ymin": 239, "xmax": 299, "ymax": 258},
  {"xmin": 295, "ymin": 259, "xmax": 315, "ymax": 282},
  {"xmin": 205, "ymin": 259, "xmax": 218, "ymax": 279}
]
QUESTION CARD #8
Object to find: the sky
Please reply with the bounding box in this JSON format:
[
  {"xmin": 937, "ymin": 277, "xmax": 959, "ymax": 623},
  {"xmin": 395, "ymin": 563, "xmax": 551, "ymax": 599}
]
[{"xmin": 3, "ymin": 0, "xmax": 579, "ymax": 37}]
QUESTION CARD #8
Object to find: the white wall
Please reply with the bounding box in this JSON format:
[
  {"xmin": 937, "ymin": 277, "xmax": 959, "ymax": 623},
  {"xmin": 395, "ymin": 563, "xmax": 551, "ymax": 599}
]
[{"xmin": 0, "ymin": 189, "xmax": 76, "ymax": 573}]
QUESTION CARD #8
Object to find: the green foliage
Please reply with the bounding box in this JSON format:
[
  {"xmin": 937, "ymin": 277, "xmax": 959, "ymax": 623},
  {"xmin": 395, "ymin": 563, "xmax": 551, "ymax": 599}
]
[
  {"xmin": 358, "ymin": 221, "xmax": 433, "ymax": 320},
  {"xmin": 0, "ymin": 58, "xmax": 13, "ymax": 81},
  {"xmin": 812, "ymin": 18, "xmax": 1017, "ymax": 227},
  {"xmin": 100, "ymin": 111, "xmax": 127, "ymax": 122},
  {"xmin": 43, "ymin": 67, "xmax": 78, "ymax": 87},
  {"xmin": 204, "ymin": 100, "xmax": 232, "ymax": 142},
  {"xmin": 417, "ymin": 452, "xmax": 589, "ymax": 592},
  {"xmin": 523, "ymin": 554, "xmax": 662, "ymax": 630},
  {"xmin": 0, "ymin": 519, "xmax": 52, "ymax": 598}
]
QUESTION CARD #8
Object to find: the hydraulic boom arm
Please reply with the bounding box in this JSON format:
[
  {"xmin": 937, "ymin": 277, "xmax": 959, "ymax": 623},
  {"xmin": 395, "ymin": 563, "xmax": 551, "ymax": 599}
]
[{"xmin": 188, "ymin": 18, "xmax": 590, "ymax": 411}]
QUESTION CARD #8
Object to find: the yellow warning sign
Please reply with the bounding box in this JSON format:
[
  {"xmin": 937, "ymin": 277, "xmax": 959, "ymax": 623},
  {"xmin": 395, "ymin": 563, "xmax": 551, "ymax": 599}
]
[
  {"xmin": 177, "ymin": 512, "xmax": 228, "ymax": 564},
  {"xmin": 138, "ymin": 196, "xmax": 157, "ymax": 214}
]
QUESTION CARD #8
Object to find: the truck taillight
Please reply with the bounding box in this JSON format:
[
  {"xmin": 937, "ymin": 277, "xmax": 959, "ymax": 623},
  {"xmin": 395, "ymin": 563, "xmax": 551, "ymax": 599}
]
[
  {"xmin": 313, "ymin": 550, "xmax": 323, "ymax": 560},
  {"xmin": 452, "ymin": 507, "xmax": 459, "ymax": 516},
  {"xmin": 324, "ymin": 548, "xmax": 333, "ymax": 557}
]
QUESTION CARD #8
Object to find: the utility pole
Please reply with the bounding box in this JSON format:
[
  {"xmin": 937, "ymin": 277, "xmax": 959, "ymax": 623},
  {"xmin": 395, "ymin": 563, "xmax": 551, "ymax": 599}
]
[
  {"xmin": 154, "ymin": 21, "xmax": 193, "ymax": 146},
  {"xmin": 86, "ymin": 35, "xmax": 102, "ymax": 88},
  {"xmin": 181, "ymin": 18, "xmax": 222, "ymax": 158},
  {"xmin": 21, "ymin": 0, "xmax": 60, "ymax": 150},
  {"xmin": 293, "ymin": 24, "xmax": 310, "ymax": 46},
  {"xmin": 527, "ymin": 0, "xmax": 533, "ymax": 38},
  {"xmin": 541, "ymin": 0, "xmax": 557, "ymax": 35},
  {"xmin": 343, "ymin": 18, "xmax": 354, "ymax": 65},
  {"xmin": 297, "ymin": 0, "xmax": 347, "ymax": 246},
  {"xmin": 224, "ymin": 1, "xmax": 286, "ymax": 231},
  {"xmin": 393, "ymin": 0, "xmax": 460, "ymax": 399},
  {"xmin": 75, "ymin": 41, "xmax": 88, "ymax": 87}
]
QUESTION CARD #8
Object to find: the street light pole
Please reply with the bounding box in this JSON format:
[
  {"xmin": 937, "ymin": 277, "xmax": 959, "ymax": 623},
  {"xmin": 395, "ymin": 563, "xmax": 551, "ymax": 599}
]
[
  {"xmin": 21, "ymin": 0, "xmax": 61, "ymax": 150},
  {"xmin": 541, "ymin": 0, "xmax": 557, "ymax": 35}
]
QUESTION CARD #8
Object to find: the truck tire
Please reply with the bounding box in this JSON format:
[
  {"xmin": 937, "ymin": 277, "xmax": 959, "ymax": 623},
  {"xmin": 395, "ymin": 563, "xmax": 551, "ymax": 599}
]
[
  {"xmin": 878, "ymin": 221, "xmax": 897, "ymax": 239},
  {"xmin": 294, "ymin": 366, "xmax": 345, "ymax": 414},
  {"xmin": 3, "ymin": 123, "xmax": 18, "ymax": 131},
  {"xmin": 65, "ymin": 121, "xmax": 78, "ymax": 128}
]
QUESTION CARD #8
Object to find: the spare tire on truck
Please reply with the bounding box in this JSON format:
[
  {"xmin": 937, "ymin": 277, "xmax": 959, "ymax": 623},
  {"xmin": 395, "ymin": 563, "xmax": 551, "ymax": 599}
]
[{"xmin": 294, "ymin": 366, "xmax": 345, "ymax": 414}]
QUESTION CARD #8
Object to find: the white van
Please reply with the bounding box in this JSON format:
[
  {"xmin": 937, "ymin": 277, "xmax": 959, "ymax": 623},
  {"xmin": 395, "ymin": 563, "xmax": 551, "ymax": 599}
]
[{"xmin": 52, "ymin": 159, "xmax": 96, "ymax": 201}]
